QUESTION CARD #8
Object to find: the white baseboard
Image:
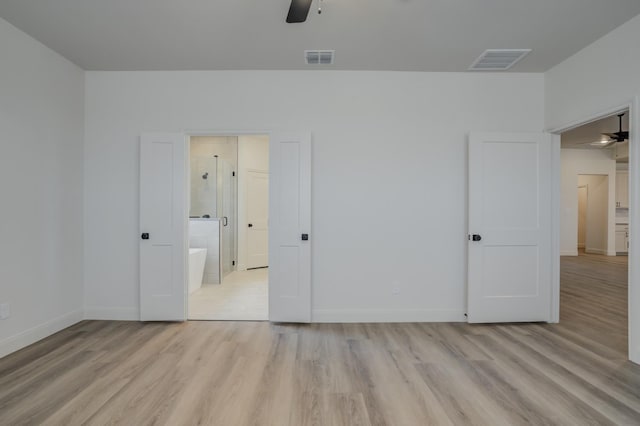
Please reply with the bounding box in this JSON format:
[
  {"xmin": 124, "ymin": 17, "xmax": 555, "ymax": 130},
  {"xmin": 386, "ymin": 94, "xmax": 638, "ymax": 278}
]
[
  {"xmin": 312, "ymin": 308, "xmax": 466, "ymax": 323},
  {"xmin": 84, "ymin": 306, "xmax": 139, "ymax": 321},
  {"xmin": 560, "ymin": 250, "xmax": 579, "ymax": 256},
  {"xmin": 585, "ymin": 247, "xmax": 606, "ymax": 255},
  {"xmin": 0, "ymin": 309, "xmax": 83, "ymax": 359}
]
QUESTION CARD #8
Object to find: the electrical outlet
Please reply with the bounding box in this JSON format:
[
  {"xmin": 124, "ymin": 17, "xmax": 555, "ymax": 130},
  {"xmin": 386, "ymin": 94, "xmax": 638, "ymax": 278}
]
[{"xmin": 0, "ymin": 303, "xmax": 10, "ymax": 320}]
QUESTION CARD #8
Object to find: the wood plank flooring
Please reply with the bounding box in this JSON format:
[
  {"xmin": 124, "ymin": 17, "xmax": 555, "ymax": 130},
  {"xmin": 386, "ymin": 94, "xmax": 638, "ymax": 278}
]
[{"xmin": 1, "ymin": 253, "xmax": 638, "ymax": 425}]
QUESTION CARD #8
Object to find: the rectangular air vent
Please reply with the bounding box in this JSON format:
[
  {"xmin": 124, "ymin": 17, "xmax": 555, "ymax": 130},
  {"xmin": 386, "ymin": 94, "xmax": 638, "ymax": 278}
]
[
  {"xmin": 305, "ymin": 50, "xmax": 335, "ymax": 65},
  {"xmin": 469, "ymin": 49, "xmax": 532, "ymax": 71}
]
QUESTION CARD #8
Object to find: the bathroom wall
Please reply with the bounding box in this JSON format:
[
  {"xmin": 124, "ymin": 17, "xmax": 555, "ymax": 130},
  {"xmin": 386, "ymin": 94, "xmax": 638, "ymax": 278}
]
[
  {"xmin": 191, "ymin": 136, "xmax": 238, "ymax": 169},
  {"xmin": 190, "ymin": 156, "xmax": 218, "ymax": 217},
  {"xmin": 0, "ymin": 17, "xmax": 84, "ymax": 356},
  {"xmin": 189, "ymin": 137, "xmax": 238, "ymax": 218}
]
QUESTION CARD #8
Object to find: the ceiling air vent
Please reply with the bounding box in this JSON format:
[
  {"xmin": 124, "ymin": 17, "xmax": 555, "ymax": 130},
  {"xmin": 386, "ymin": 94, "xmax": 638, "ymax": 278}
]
[
  {"xmin": 305, "ymin": 50, "xmax": 335, "ymax": 65},
  {"xmin": 468, "ymin": 49, "xmax": 532, "ymax": 71}
]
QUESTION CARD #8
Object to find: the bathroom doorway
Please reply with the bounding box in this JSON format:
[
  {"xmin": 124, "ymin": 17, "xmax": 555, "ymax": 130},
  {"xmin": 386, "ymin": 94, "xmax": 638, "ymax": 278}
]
[{"xmin": 187, "ymin": 135, "xmax": 269, "ymax": 321}]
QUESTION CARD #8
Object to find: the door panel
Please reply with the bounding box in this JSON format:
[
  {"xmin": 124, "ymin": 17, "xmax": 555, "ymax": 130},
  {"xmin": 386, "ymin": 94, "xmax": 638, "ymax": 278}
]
[
  {"xmin": 247, "ymin": 170, "xmax": 269, "ymax": 268},
  {"xmin": 140, "ymin": 133, "xmax": 187, "ymax": 321},
  {"xmin": 269, "ymin": 132, "xmax": 311, "ymax": 323},
  {"xmin": 468, "ymin": 132, "xmax": 552, "ymax": 323}
]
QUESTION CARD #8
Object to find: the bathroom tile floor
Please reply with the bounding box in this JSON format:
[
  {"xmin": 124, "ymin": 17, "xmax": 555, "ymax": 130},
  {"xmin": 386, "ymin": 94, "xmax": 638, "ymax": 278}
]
[{"xmin": 188, "ymin": 268, "xmax": 268, "ymax": 321}]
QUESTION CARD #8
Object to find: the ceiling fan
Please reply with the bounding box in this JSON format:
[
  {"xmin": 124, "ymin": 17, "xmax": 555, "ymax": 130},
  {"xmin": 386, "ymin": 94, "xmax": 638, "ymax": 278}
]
[
  {"xmin": 602, "ymin": 113, "xmax": 629, "ymax": 143},
  {"xmin": 588, "ymin": 112, "xmax": 629, "ymax": 148},
  {"xmin": 286, "ymin": 0, "xmax": 314, "ymax": 23}
]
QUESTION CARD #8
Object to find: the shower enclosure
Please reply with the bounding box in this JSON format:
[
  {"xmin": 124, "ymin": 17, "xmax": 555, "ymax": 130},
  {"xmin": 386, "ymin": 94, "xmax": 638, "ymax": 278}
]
[{"xmin": 190, "ymin": 155, "xmax": 236, "ymax": 282}]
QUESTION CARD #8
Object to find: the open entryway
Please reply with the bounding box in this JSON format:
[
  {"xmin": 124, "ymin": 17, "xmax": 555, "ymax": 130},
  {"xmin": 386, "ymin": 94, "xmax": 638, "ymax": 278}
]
[
  {"xmin": 466, "ymin": 103, "xmax": 639, "ymax": 363},
  {"xmin": 558, "ymin": 111, "xmax": 631, "ymax": 356},
  {"xmin": 187, "ymin": 135, "xmax": 270, "ymax": 321},
  {"xmin": 139, "ymin": 131, "xmax": 312, "ymax": 323}
]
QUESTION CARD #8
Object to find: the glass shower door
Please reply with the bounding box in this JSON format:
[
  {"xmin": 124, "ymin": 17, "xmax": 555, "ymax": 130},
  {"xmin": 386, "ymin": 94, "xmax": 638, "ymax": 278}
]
[{"xmin": 218, "ymin": 159, "xmax": 236, "ymax": 279}]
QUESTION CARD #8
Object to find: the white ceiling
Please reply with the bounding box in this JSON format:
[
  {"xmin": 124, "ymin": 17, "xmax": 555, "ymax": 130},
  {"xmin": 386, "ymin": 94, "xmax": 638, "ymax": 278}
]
[
  {"xmin": 561, "ymin": 112, "xmax": 630, "ymax": 149},
  {"xmin": 1, "ymin": 0, "xmax": 639, "ymax": 72}
]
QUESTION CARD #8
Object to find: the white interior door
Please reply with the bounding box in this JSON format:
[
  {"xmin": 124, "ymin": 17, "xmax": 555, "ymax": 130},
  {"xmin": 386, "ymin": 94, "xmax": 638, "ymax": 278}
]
[
  {"xmin": 269, "ymin": 132, "xmax": 311, "ymax": 322},
  {"xmin": 578, "ymin": 185, "xmax": 587, "ymax": 249},
  {"xmin": 468, "ymin": 132, "xmax": 552, "ymax": 323},
  {"xmin": 247, "ymin": 170, "xmax": 269, "ymax": 269},
  {"xmin": 140, "ymin": 133, "xmax": 187, "ymax": 321}
]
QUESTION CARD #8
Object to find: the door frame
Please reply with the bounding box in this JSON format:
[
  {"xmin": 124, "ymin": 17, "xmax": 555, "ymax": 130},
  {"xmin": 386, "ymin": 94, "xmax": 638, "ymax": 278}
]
[{"xmin": 548, "ymin": 96, "xmax": 640, "ymax": 363}]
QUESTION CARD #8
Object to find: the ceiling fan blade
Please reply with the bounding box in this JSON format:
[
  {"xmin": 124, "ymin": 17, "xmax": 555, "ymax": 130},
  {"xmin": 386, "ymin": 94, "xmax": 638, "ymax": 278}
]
[
  {"xmin": 286, "ymin": 0, "xmax": 313, "ymax": 23},
  {"xmin": 578, "ymin": 138, "xmax": 615, "ymax": 147}
]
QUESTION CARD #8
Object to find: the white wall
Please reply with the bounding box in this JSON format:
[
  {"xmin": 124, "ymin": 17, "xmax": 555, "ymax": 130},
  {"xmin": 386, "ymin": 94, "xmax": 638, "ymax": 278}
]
[
  {"xmin": 578, "ymin": 175, "xmax": 609, "ymax": 255},
  {"xmin": 84, "ymin": 70, "xmax": 544, "ymax": 322},
  {"xmin": 560, "ymin": 149, "xmax": 616, "ymax": 256},
  {"xmin": 546, "ymin": 14, "xmax": 640, "ymax": 363},
  {"xmin": 546, "ymin": 14, "xmax": 640, "ymax": 130},
  {"xmin": 237, "ymin": 135, "xmax": 269, "ymax": 271},
  {"xmin": 0, "ymin": 18, "xmax": 84, "ymax": 357}
]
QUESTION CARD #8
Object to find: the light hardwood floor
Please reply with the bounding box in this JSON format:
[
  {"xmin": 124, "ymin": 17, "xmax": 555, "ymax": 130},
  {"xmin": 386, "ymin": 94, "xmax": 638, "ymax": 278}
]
[{"xmin": 1, "ymin": 254, "xmax": 638, "ymax": 425}]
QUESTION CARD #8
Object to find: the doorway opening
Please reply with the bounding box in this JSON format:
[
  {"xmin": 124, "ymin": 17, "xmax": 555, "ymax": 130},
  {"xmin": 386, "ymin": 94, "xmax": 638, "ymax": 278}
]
[
  {"xmin": 558, "ymin": 111, "xmax": 630, "ymax": 357},
  {"xmin": 187, "ymin": 135, "xmax": 270, "ymax": 321}
]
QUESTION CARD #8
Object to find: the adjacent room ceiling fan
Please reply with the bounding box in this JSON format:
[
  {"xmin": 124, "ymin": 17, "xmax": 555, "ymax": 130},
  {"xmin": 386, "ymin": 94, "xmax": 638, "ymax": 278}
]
[
  {"xmin": 286, "ymin": 0, "xmax": 314, "ymax": 23},
  {"xmin": 588, "ymin": 113, "xmax": 629, "ymax": 147},
  {"xmin": 602, "ymin": 113, "xmax": 629, "ymax": 143}
]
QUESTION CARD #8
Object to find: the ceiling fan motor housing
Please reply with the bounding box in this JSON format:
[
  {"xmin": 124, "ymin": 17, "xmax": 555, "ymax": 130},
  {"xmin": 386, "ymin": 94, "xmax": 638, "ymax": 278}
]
[{"xmin": 602, "ymin": 113, "xmax": 629, "ymax": 143}]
